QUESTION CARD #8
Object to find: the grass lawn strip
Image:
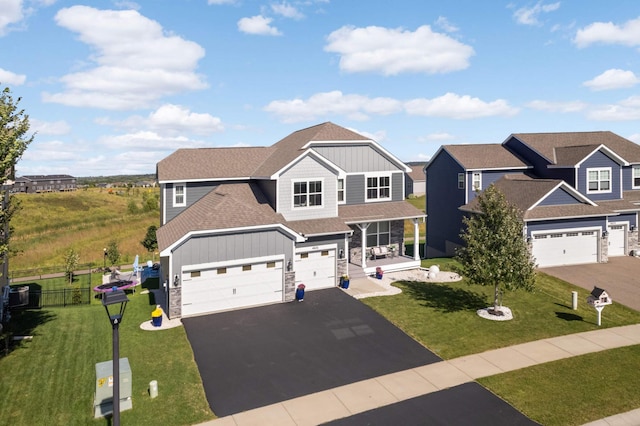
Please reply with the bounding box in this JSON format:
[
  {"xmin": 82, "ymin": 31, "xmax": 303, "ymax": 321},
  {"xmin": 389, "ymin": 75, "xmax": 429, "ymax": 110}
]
[
  {"xmin": 0, "ymin": 278, "xmax": 214, "ymax": 426},
  {"xmin": 478, "ymin": 345, "xmax": 640, "ymax": 426}
]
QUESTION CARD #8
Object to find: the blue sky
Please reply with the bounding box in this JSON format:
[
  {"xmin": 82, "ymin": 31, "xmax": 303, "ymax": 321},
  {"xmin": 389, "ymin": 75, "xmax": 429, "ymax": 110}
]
[{"xmin": 2, "ymin": 1, "xmax": 640, "ymax": 177}]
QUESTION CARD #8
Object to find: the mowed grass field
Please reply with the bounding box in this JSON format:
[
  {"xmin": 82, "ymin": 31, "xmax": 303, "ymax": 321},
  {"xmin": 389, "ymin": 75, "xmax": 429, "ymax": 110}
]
[{"xmin": 9, "ymin": 187, "xmax": 160, "ymax": 273}]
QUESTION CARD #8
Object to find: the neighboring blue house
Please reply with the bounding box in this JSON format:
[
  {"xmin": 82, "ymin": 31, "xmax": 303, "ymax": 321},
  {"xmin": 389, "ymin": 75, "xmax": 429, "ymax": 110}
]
[
  {"xmin": 156, "ymin": 122, "xmax": 424, "ymax": 318},
  {"xmin": 425, "ymin": 131, "xmax": 640, "ymax": 267}
]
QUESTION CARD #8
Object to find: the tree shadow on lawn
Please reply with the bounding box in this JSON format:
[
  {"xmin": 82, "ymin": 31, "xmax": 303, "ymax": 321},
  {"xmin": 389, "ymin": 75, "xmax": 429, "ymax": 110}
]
[
  {"xmin": 1, "ymin": 309, "xmax": 56, "ymax": 357},
  {"xmin": 400, "ymin": 280, "xmax": 488, "ymax": 313}
]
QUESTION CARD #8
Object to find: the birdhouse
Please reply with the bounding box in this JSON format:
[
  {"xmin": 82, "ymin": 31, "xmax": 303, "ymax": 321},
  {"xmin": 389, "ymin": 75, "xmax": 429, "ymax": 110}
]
[{"xmin": 587, "ymin": 287, "xmax": 612, "ymax": 307}]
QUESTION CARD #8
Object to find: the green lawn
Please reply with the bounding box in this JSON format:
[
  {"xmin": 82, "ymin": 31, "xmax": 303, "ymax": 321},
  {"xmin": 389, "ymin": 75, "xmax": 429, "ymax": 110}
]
[{"xmin": 0, "ymin": 279, "xmax": 214, "ymax": 426}]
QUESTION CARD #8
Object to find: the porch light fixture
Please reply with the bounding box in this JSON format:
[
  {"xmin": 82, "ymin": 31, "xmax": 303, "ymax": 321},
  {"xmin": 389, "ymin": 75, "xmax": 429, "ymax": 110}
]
[
  {"xmin": 286, "ymin": 259, "xmax": 292, "ymax": 271},
  {"xmin": 602, "ymin": 230, "xmax": 608, "ymax": 239},
  {"xmin": 631, "ymin": 225, "xmax": 637, "ymax": 231},
  {"xmin": 173, "ymin": 275, "xmax": 179, "ymax": 287},
  {"xmin": 102, "ymin": 290, "xmax": 129, "ymax": 426},
  {"xmin": 338, "ymin": 248, "xmax": 344, "ymax": 259}
]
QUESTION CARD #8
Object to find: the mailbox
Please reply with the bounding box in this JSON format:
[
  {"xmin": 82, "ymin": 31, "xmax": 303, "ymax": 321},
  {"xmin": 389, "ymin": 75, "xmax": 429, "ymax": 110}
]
[{"xmin": 586, "ymin": 286, "xmax": 612, "ymax": 326}]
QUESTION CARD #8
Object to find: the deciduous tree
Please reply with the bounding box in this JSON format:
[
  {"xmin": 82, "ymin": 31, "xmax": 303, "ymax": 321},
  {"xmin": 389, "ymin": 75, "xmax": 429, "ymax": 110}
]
[{"xmin": 455, "ymin": 184, "xmax": 536, "ymax": 315}]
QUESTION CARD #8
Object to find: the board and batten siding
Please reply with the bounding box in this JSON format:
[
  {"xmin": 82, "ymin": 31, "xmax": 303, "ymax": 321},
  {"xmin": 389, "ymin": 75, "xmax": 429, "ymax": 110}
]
[
  {"xmin": 170, "ymin": 229, "xmax": 294, "ymax": 274},
  {"xmin": 163, "ymin": 181, "xmax": 219, "ymax": 223},
  {"xmin": 312, "ymin": 145, "xmax": 398, "ymax": 173},
  {"xmin": 278, "ymin": 155, "xmax": 338, "ymax": 221},
  {"xmin": 344, "ymin": 172, "xmax": 404, "ymax": 204}
]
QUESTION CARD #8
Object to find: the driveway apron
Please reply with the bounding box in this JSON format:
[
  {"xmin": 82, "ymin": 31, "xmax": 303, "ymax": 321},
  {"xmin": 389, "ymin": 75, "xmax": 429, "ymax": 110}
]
[{"xmin": 183, "ymin": 288, "xmax": 440, "ymax": 417}]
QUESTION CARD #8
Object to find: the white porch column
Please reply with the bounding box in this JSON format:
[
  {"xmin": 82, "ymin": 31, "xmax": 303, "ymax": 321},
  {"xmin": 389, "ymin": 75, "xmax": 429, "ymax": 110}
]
[
  {"xmin": 358, "ymin": 223, "xmax": 370, "ymax": 268},
  {"xmin": 413, "ymin": 218, "xmax": 420, "ymax": 261}
]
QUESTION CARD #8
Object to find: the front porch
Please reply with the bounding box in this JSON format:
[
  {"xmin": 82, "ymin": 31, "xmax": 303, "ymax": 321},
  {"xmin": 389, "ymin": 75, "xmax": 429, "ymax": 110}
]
[{"xmin": 347, "ymin": 254, "xmax": 421, "ymax": 279}]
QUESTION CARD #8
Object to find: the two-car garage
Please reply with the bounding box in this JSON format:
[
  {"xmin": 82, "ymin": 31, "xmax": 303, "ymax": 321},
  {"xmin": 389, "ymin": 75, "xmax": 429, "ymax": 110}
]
[{"xmin": 180, "ymin": 247, "xmax": 337, "ymax": 317}]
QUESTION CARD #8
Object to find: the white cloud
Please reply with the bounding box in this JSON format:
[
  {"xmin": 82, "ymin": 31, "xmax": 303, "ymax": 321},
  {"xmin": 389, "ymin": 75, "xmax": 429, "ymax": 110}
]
[
  {"xmin": 404, "ymin": 93, "xmax": 518, "ymax": 119},
  {"xmin": 513, "ymin": 1, "xmax": 560, "ymax": 26},
  {"xmin": 100, "ymin": 131, "xmax": 208, "ymax": 150},
  {"xmin": 97, "ymin": 104, "xmax": 224, "ymax": 136},
  {"xmin": 434, "ymin": 17, "xmax": 458, "ymax": 33},
  {"xmin": 264, "ymin": 91, "xmax": 402, "ymax": 123},
  {"xmin": 0, "ymin": 0, "xmax": 24, "ymax": 36},
  {"xmin": 44, "ymin": 6, "xmax": 207, "ymax": 110},
  {"xmin": 526, "ymin": 100, "xmax": 588, "ymax": 112},
  {"xmin": 271, "ymin": 2, "xmax": 304, "ymax": 20},
  {"xmin": 348, "ymin": 127, "xmax": 386, "ymax": 143},
  {"xmin": 237, "ymin": 15, "xmax": 282, "ymax": 36},
  {"xmin": 264, "ymin": 91, "xmax": 517, "ymax": 122},
  {"xmin": 588, "ymin": 96, "xmax": 640, "ymax": 121},
  {"xmin": 574, "ymin": 16, "xmax": 640, "ymax": 48},
  {"xmin": 583, "ymin": 69, "xmax": 639, "ymax": 91},
  {"xmin": 324, "ymin": 25, "xmax": 474, "ymax": 75},
  {"xmin": 0, "ymin": 67, "xmax": 26, "ymax": 85},
  {"xmin": 208, "ymin": 0, "xmax": 237, "ymax": 4},
  {"xmin": 30, "ymin": 119, "xmax": 71, "ymax": 135}
]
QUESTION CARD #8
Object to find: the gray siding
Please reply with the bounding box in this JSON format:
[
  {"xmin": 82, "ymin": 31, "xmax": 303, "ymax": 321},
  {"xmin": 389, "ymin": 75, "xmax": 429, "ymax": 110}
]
[
  {"xmin": 164, "ymin": 181, "xmax": 219, "ymax": 223},
  {"xmin": 313, "ymin": 145, "xmax": 398, "ymax": 173},
  {"xmin": 171, "ymin": 229, "xmax": 294, "ymax": 273},
  {"xmin": 539, "ymin": 187, "xmax": 583, "ymax": 206},
  {"xmin": 297, "ymin": 235, "xmax": 343, "ymax": 250},
  {"xmin": 527, "ymin": 217, "xmax": 606, "ymax": 235},
  {"xmin": 392, "ymin": 172, "xmax": 404, "ymax": 201},
  {"xmin": 346, "ymin": 175, "xmax": 365, "ymax": 204}
]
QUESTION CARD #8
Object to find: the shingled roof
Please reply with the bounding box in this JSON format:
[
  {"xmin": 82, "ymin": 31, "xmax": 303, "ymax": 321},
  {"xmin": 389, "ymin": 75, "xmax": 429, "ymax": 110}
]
[
  {"xmin": 510, "ymin": 131, "xmax": 640, "ymax": 165},
  {"xmin": 442, "ymin": 144, "xmax": 530, "ymax": 170}
]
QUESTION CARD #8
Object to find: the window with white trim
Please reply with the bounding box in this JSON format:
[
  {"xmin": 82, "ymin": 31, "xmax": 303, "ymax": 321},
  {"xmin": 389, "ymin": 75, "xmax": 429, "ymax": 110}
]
[
  {"xmin": 457, "ymin": 173, "xmax": 465, "ymax": 189},
  {"xmin": 587, "ymin": 168, "xmax": 611, "ymax": 193},
  {"xmin": 293, "ymin": 180, "xmax": 322, "ymax": 208},
  {"xmin": 366, "ymin": 221, "xmax": 390, "ymax": 247},
  {"xmin": 633, "ymin": 166, "xmax": 640, "ymax": 188},
  {"xmin": 173, "ymin": 183, "xmax": 186, "ymax": 207},
  {"xmin": 366, "ymin": 175, "xmax": 391, "ymax": 201},
  {"xmin": 337, "ymin": 178, "xmax": 345, "ymax": 204},
  {"xmin": 472, "ymin": 172, "xmax": 481, "ymax": 191}
]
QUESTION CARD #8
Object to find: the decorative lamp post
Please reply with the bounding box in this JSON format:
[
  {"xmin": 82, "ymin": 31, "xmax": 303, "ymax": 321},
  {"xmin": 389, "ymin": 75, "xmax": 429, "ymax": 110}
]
[
  {"xmin": 102, "ymin": 290, "xmax": 129, "ymax": 426},
  {"xmin": 103, "ymin": 248, "xmax": 108, "ymax": 272}
]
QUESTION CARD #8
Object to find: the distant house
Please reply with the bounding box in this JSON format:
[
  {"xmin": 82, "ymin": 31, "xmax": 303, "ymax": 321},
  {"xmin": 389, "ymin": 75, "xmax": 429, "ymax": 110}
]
[
  {"xmin": 13, "ymin": 175, "xmax": 77, "ymax": 193},
  {"xmin": 405, "ymin": 161, "xmax": 427, "ymax": 196}
]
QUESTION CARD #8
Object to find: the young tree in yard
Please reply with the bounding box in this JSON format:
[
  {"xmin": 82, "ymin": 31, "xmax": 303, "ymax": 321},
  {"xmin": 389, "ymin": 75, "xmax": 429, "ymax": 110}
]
[
  {"xmin": 106, "ymin": 240, "xmax": 120, "ymax": 268},
  {"xmin": 0, "ymin": 86, "xmax": 34, "ymax": 286},
  {"xmin": 141, "ymin": 225, "xmax": 157, "ymax": 259},
  {"xmin": 63, "ymin": 248, "xmax": 79, "ymax": 284},
  {"xmin": 455, "ymin": 184, "xmax": 536, "ymax": 315}
]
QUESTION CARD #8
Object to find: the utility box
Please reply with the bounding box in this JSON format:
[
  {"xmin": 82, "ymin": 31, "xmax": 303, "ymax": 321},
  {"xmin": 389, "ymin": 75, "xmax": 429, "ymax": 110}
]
[{"xmin": 94, "ymin": 358, "xmax": 133, "ymax": 418}]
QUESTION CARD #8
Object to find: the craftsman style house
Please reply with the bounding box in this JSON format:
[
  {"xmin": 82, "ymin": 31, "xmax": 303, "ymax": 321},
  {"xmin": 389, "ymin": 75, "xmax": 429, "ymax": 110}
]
[
  {"xmin": 425, "ymin": 132, "xmax": 640, "ymax": 267},
  {"xmin": 156, "ymin": 122, "xmax": 424, "ymax": 318}
]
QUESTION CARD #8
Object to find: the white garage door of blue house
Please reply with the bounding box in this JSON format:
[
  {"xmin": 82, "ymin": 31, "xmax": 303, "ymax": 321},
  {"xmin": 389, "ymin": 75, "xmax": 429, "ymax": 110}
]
[
  {"xmin": 181, "ymin": 258, "xmax": 284, "ymax": 317},
  {"xmin": 532, "ymin": 230, "xmax": 599, "ymax": 267},
  {"xmin": 607, "ymin": 224, "xmax": 627, "ymax": 257},
  {"xmin": 294, "ymin": 248, "xmax": 336, "ymax": 291}
]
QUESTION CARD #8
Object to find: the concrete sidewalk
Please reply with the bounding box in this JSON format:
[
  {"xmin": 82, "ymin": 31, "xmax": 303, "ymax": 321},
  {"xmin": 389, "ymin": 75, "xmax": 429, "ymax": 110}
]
[{"xmin": 197, "ymin": 322, "xmax": 640, "ymax": 426}]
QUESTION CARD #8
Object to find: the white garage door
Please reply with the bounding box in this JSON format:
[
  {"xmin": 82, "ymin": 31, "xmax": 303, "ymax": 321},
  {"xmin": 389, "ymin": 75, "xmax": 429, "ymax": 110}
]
[
  {"xmin": 181, "ymin": 259, "xmax": 283, "ymax": 317},
  {"xmin": 532, "ymin": 230, "xmax": 598, "ymax": 267},
  {"xmin": 295, "ymin": 249, "xmax": 336, "ymax": 291},
  {"xmin": 607, "ymin": 224, "xmax": 626, "ymax": 257}
]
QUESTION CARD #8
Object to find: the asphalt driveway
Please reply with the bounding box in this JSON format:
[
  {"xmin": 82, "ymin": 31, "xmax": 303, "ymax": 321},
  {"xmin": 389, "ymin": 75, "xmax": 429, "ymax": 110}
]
[
  {"xmin": 540, "ymin": 256, "xmax": 640, "ymax": 311},
  {"xmin": 183, "ymin": 288, "xmax": 441, "ymax": 417}
]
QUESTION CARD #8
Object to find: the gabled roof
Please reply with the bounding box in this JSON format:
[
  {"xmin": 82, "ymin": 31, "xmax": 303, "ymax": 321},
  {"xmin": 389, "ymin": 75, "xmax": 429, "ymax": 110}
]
[
  {"xmin": 157, "ymin": 147, "xmax": 273, "ymax": 182},
  {"xmin": 459, "ymin": 174, "xmax": 615, "ymax": 221},
  {"xmin": 406, "ymin": 162, "xmax": 426, "ymax": 182},
  {"xmin": 253, "ymin": 122, "xmax": 372, "ymax": 177},
  {"xmin": 435, "ymin": 144, "xmax": 530, "ymax": 170},
  {"xmin": 510, "ymin": 131, "xmax": 640, "ymax": 165}
]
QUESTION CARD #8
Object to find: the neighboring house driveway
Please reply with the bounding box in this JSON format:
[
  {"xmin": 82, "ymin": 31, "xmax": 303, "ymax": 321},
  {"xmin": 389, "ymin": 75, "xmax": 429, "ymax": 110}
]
[
  {"xmin": 540, "ymin": 256, "xmax": 640, "ymax": 312},
  {"xmin": 183, "ymin": 288, "xmax": 536, "ymax": 424}
]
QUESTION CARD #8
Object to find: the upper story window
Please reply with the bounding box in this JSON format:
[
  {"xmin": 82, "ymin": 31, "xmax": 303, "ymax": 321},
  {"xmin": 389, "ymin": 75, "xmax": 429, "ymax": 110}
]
[
  {"xmin": 337, "ymin": 179, "xmax": 345, "ymax": 204},
  {"xmin": 633, "ymin": 166, "xmax": 640, "ymax": 189},
  {"xmin": 293, "ymin": 180, "xmax": 322, "ymax": 208},
  {"xmin": 366, "ymin": 175, "xmax": 391, "ymax": 201},
  {"xmin": 173, "ymin": 183, "xmax": 186, "ymax": 207},
  {"xmin": 457, "ymin": 173, "xmax": 465, "ymax": 189},
  {"xmin": 587, "ymin": 168, "xmax": 611, "ymax": 193},
  {"xmin": 472, "ymin": 172, "xmax": 481, "ymax": 191}
]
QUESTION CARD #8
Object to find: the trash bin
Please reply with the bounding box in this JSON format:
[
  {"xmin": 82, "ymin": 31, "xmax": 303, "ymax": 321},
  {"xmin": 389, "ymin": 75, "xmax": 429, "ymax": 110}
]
[
  {"xmin": 340, "ymin": 275, "xmax": 350, "ymax": 289},
  {"xmin": 151, "ymin": 306, "xmax": 163, "ymax": 327},
  {"xmin": 375, "ymin": 267, "xmax": 383, "ymax": 279},
  {"xmin": 295, "ymin": 284, "xmax": 305, "ymax": 301}
]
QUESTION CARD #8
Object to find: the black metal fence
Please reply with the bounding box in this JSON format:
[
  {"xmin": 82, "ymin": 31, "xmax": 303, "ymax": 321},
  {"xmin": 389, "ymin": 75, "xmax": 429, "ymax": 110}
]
[{"xmin": 24, "ymin": 287, "xmax": 93, "ymax": 308}]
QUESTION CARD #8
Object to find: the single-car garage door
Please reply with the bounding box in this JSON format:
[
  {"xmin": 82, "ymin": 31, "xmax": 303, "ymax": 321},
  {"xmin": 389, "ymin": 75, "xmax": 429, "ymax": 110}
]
[
  {"xmin": 295, "ymin": 248, "xmax": 336, "ymax": 291},
  {"xmin": 532, "ymin": 230, "xmax": 599, "ymax": 267},
  {"xmin": 181, "ymin": 259, "xmax": 284, "ymax": 317},
  {"xmin": 608, "ymin": 224, "xmax": 627, "ymax": 257}
]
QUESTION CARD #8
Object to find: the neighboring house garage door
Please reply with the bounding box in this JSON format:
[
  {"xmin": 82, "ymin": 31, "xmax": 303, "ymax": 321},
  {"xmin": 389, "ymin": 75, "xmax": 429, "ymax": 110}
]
[
  {"xmin": 295, "ymin": 248, "xmax": 336, "ymax": 291},
  {"xmin": 607, "ymin": 224, "xmax": 627, "ymax": 257},
  {"xmin": 532, "ymin": 230, "xmax": 598, "ymax": 267},
  {"xmin": 181, "ymin": 258, "xmax": 284, "ymax": 317}
]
